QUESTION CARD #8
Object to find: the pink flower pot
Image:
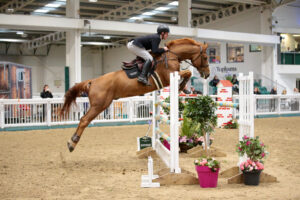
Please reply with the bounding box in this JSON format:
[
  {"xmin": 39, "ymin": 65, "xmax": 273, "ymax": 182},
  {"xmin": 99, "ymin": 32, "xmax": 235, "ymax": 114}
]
[
  {"xmin": 195, "ymin": 165, "xmax": 219, "ymax": 188},
  {"xmin": 163, "ymin": 140, "xmax": 170, "ymax": 150}
]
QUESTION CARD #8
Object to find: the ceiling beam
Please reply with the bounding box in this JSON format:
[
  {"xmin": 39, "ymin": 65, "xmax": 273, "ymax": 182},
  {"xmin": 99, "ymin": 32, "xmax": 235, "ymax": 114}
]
[
  {"xmin": 0, "ymin": 14, "xmax": 279, "ymax": 45},
  {"xmin": 0, "ymin": 0, "xmax": 35, "ymax": 13},
  {"xmin": 94, "ymin": 0, "xmax": 168, "ymax": 20}
]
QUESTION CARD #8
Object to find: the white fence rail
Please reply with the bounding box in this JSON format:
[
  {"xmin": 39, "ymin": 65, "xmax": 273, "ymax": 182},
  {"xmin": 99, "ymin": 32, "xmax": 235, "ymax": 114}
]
[
  {"xmin": 0, "ymin": 96, "xmax": 153, "ymax": 129},
  {"xmin": 1, "ymin": 94, "xmax": 300, "ymax": 130}
]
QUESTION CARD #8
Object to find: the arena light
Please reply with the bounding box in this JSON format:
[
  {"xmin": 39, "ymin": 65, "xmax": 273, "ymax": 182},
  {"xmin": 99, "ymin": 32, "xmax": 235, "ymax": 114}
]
[
  {"xmin": 16, "ymin": 31, "xmax": 24, "ymax": 35},
  {"xmin": 45, "ymin": 3, "xmax": 62, "ymax": 8},
  {"xmin": 103, "ymin": 36, "xmax": 111, "ymax": 39},
  {"xmin": 169, "ymin": 1, "xmax": 178, "ymax": 6},
  {"xmin": 142, "ymin": 12, "xmax": 156, "ymax": 16},
  {"xmin": 34, "ymin": 9, "xmax": 49, "ymax": 13},
  {"xmin": 155, "ymin": 7, "xmax": 170, "ymax": 11}
]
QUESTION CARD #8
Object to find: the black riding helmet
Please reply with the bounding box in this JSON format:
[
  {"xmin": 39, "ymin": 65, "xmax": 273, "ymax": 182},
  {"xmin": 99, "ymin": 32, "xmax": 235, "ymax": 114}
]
[{"xmin": 157, "ymin": 25, "xmax": 170, "ymax": 34}]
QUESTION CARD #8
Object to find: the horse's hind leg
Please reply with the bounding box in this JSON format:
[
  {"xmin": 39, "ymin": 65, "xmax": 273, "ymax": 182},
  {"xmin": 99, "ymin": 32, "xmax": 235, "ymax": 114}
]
[{"xmin": 67, "ymin": 105, "xmax": 105, "ymax": 152}]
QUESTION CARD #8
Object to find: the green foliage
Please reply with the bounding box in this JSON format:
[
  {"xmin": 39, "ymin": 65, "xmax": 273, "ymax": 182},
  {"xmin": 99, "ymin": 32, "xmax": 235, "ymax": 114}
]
[
  {"xmin": 180, "ymin": 117, "xmax": 197, "ymax": 138},
  {"xmin": 162, "ymin": 96, "xmax": 185, "ymax": 116},
  {"xmin": 184, "ymin": 96, "xmax": 217, "ymax": 137},
  {"xmin": 223, "ymin": 120, "xmax": 239, "ymax": 129}
]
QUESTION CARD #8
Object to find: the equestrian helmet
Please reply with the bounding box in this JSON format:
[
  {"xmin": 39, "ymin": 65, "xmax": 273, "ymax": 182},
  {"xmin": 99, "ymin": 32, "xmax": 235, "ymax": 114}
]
[{"xmin": 157, "ymin": 25, "xmax": 170, "ymax": 34}]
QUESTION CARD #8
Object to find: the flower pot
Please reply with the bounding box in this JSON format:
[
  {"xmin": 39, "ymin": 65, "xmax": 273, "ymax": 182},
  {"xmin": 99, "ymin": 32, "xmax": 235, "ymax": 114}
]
[
  {"xmin": 179, "ymin": 143, "xmax": 193, "ymax": 153},
  {"xmin": 243, "ymin": 170, "xmax": 262, "ymax": 186},
  {"xmin": 195, "ymin": 165, "xmax": 219, "ymax": 188},
  {"xmin": 163, "ymin": 140, "xmax": 170, "ymax": 150}
]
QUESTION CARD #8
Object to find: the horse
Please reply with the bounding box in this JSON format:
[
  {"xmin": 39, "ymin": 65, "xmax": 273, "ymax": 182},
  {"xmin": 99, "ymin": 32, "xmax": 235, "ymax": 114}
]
[{"xmin": 61, "ymin": 38, "xmax": 210, "ymax": 152}]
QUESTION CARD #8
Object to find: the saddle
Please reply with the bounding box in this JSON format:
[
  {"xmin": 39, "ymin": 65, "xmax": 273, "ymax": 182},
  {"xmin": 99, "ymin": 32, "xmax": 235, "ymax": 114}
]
[{"xmin": 121, "ymin": 56, "xmax": 156, "ymax": 79}]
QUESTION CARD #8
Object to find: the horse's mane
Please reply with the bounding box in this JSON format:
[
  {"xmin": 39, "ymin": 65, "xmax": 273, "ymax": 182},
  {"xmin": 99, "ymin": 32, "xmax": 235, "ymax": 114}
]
[{"xmin": 166, "ymin": 38, "xmax": 201, "ymax": 48}]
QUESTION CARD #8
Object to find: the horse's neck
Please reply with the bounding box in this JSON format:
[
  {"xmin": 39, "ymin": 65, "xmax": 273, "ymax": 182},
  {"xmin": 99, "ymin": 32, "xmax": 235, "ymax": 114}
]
[{"xmin": 171, "ymin": 45, "xmax": 199, "ymax": 60}]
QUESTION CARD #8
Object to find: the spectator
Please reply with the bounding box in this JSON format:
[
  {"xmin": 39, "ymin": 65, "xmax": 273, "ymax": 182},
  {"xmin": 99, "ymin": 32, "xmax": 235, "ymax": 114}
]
[
  {"xmin": 270, "ymin": 87, "xmax": 277, "ymax": 95},
  {"xmin": 40, "ymin": 84, "xmax": 53, "ymax": 121},
  {"xmin": 231, "ymin": 74, "xmax": 239, "ymax": 94},
  {"xmin": 270, "ymin": 87, "xmax": 277, "ymax": 112},
  {"xmin": 190, "ymin": 86, "xmax": 202, "ymax": 95},
  {"xmin": 40, "ymin": 84, "xmax": 53, "ymax": 98},
  {"xmin": 254, "ymin": 87, "xmax": 261, "ymax": 95},
  {"xmin": 209, "ymin": 75, "xmax": 220, "ymax": 95},
  {"xmin": 282, "ymin": 89, "xmax": 287, "ymax": 95},
  {"xmin": 293, "ymin": 88, "xmax": 299, "ymax": 94}
]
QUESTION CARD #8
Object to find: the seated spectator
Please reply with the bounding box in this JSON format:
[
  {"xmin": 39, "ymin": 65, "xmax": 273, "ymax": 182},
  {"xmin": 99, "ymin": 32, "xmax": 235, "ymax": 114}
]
[
  {"xmin": 190, "ymin": 86, "xmax": 202, "ymax": 95},
  {"xmin": 254, "ymin": 87, "xmax": 261, "ymax": 95},
  {"xmin": 293, "ymin": 88, "xmax": 299, "ymax": 94},
  {"xmin": 270, "ymin": 87, "xmax": 277, "ymax": 95}
]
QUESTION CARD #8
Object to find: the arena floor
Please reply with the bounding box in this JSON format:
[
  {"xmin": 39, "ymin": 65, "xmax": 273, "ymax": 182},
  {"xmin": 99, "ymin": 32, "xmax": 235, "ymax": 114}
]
[{"xmin": 1, "ymin": 117, "xmax": 300, "ymax": 200}]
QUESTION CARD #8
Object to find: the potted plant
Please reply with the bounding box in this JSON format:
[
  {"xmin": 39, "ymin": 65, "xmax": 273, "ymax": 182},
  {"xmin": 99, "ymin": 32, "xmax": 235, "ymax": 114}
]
[
  {"xmin": 185, "ymin": 95, "xmax": 219, "ymax": 187},
  {"xmin": 194, "ymin": 156, "xmax": 220, "ymax": 188},
  {"xmin": 184, "ymin": 95, "xmax": 217, "ymax": 153},
  {"xmin": 223, "ymin": 119, "xmax": 238, "ymax": 129},
  {"xmin": 236, "ymin": 135, "xmax": 268, "ymax": 185}
]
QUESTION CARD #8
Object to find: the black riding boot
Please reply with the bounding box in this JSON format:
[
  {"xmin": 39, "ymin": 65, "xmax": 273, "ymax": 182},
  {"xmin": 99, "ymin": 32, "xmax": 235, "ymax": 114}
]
[{"xmin": 138, "ymin": 59, "xmax": 152, "ymax": 86}]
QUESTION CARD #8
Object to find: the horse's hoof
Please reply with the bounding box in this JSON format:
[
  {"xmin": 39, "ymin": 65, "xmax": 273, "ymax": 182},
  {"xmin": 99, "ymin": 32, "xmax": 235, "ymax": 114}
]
[{"xmin": 67, "ymin": 142, "xmax": 74, "ymax": 152}]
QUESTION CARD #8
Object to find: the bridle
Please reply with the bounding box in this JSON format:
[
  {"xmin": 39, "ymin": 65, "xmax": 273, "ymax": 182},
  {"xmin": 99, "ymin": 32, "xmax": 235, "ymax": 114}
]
[{"xmin": 166, "ymin": 45, "xmax": 204, "ymax": 68}]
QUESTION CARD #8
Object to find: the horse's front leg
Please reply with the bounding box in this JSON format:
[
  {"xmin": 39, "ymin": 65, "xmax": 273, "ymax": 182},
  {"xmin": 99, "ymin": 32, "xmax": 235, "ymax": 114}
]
[{"xmin": 178, "ymin": 70, "xmax": 192, "ymax": 91}]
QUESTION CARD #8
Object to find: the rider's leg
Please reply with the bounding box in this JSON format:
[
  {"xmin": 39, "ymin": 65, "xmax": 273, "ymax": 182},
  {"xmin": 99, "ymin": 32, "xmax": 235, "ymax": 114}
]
[
  {"xmin": 137, "ymin": 59, "xmax": 152, "ymax": 85},
  {"xmin": 127, "ymin": 42, "xmax": 153, "ymax": 85}
]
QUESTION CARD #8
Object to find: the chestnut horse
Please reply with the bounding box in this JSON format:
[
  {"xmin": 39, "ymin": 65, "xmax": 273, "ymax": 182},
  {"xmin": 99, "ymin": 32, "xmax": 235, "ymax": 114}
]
[{"xmin": 61, "ymin": 38, "xmax": 210, "ymax": 152}]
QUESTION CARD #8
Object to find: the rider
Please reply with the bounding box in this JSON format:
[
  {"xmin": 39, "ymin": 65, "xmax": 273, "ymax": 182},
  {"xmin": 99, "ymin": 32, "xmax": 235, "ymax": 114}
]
[{"xmin": 127, "ymin": 24, "xmax": 170, "ymax": 85}]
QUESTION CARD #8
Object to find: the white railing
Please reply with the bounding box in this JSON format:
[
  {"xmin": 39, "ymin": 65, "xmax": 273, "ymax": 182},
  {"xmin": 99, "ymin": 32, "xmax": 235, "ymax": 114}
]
[
  {"xmin": 1, "ymin": 94, "xmax": 300, "ymax": 130},
  {"xmin": 0, "ymin": 96, "xmax": 153, "ymax": 129}
]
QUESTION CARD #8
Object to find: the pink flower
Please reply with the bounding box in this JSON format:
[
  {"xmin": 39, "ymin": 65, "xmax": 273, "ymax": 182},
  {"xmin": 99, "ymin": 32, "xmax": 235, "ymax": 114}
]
[
  {"xmin": 243, "ymin": 135, "xmax": 249, "ymax": 140},
  {"xmin": 197, "ymin": 136, "xmax": 204, "ymax": 142},
  {"xmin": 260, "ymin": 143, "xmax": 264, "ymax": 146},
  {"xmin": 256, "ymin": 162, "xmax": 264, "ymax": 170},
  {"xmin": 240, "ymin": 163, "xmax": 245, "ymax": 171},
  {"xmin": 238, "ymin": 147, "xmax": 242, "ymax": 151},
  {"xmin": 188, "ymin": 139, "xmax": 193, "ymax": 143},
  {"xmin": 179, "ymin": 136, "xmax": 187, "ymax": 143},
  {"xmin": 261, "ymin": 152, "xmax": 265, "ymax": 158},
  {"xmin": 246, "ymin": 141, "xmax": 251, "ymax": 146}
]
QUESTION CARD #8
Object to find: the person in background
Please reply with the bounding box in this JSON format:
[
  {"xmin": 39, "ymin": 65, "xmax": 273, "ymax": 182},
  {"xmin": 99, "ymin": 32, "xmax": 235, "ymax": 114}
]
[
  {"xmin": 231, "ymin": 74, "xmax": 239, "ymax": 94},
  {"xmin": 191, "ymin": 86, "xmax": 202, "ymax": 95},
  {"xmin": 40, "ymin": 84, "xmax": 53, "ymax": 121},
  {"xmin": 293, "ymin": 88, "xmax": 299, "ymax": 93},
  {"xmin": 209, "ymin": 75, "xmax": 220, "ymax": 95},
  {"xmin": 282, "ymin": 89, "xmax": 287, "ymax": 95},
  {"xmin": 40, "ymin": 84, "xmax": 53, "ymax": 98},
  {"xmin": 254, "ymin": 87, "xmax": 261, "ymax": 95},
  {"xmin": 270, "ymin": 87, "xmax": 277, "ymax": 112},
  {"xmin": 270, "ymin": 87, "xmax": 277, "ymax": 95}
]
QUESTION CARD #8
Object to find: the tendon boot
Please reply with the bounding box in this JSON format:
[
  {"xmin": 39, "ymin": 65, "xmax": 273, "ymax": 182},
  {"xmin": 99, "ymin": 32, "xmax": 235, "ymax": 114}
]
[{"xmin": 138, "ymin": 59, "xmax": 152, "ymax": 86}]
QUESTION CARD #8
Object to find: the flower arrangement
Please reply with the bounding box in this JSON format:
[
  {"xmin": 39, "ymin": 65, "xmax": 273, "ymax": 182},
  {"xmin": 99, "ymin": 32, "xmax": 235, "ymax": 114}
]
[
  {"xmin": 236, "ymin": 135, "xmax": 267, "ymax": 161},
  {"xmin": 194, "ymin": 156, "xmax": 220, "ymax": 172},
  {"xmin": 223, "ymin": 120, "xmax": 238, "ymax": 129},
  {"xmin": 240, "ymin": 159, "xmax": 264, "ymax": 172}
]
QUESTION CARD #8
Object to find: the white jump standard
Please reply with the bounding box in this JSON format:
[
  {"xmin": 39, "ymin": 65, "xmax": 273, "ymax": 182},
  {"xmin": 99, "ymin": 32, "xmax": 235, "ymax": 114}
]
[{"xmin": 140, "ymin": 72, "xmax": 198, "ymax": 186}]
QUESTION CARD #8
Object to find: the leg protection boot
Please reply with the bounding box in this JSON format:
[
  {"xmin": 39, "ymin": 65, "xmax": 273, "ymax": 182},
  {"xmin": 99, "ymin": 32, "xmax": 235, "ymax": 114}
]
[{"xmin": 138, "ymin": 59, "xmax": 152, "ymax": 86}]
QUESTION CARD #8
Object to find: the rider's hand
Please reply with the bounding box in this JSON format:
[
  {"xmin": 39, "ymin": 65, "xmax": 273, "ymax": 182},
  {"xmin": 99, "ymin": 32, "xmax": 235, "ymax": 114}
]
[{"xmin": 164, "ymin": 46, "xmax": 169, "ymax": 51}]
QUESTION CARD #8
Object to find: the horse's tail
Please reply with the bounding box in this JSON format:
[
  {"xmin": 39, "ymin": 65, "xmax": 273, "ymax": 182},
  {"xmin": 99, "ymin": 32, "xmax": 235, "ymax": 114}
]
[{"xmin": 60, "ymin": 80, "xmax": 91, "ymax": 116}]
